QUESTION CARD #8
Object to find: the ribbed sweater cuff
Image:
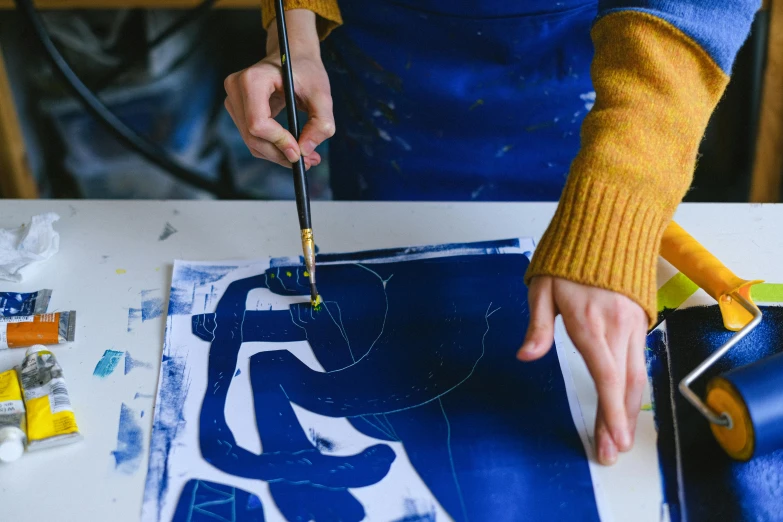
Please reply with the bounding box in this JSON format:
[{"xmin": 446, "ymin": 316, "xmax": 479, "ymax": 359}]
[
  {"xmin": 261, "ymin": 0, "xmax": 343, "ymax": 40},
  {"xmin": 525, "ymin": 177, "xmax": 671, "ymax": 326}
]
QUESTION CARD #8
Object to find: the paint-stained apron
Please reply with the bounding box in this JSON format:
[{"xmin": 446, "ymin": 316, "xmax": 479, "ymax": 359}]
[{"xmin": 322, "ymin": 0, "xmax": 597, "ymax": 201}]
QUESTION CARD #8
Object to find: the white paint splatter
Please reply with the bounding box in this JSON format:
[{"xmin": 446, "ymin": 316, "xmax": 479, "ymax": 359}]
[
  {"xmin": 495, "ymin": 145, "xmax": 513, "ymax": 158},
  {"xmin": 394, "ymin": 136, "xmax": 412, "ymax": 151},
  {"xmin": 580, "ymin": 91, "xmax": 595, "ymax": 111},
  {"xmin": 378, "ymin": 129, "xmax": 392, "ymax": 142}
]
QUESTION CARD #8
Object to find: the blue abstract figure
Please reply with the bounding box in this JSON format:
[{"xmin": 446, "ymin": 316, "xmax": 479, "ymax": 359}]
[
  {"xmin": 173, "ymin": 479, "xmax": 265, "ymax": 522},
  {"xmin": 178, "ymin": 243, "xmax": 599, "ymax": 521},
  {"xmin": 647, "ymin": 305, "xmax": 783, "ymax": 522}
]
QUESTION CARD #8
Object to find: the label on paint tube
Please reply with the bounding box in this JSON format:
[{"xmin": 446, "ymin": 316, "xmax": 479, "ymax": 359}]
[
  {"xmin": 0, "ymin": 290, "xmax": 52, "ymax": 317},
  {"xmin": 19, "ymin": 346, "xmax": 81, "ymax": 450},
  {"xmin": 0, "ymin": 312, "xmax": 76, "ymax": 349}
]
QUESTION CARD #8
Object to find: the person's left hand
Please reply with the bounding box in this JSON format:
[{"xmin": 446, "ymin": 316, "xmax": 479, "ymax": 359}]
[{"xmin": 517, "ymin": 275, "xmax": 648, "ymax": 466}]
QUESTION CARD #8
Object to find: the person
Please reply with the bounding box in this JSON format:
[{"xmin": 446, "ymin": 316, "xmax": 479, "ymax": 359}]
[{"xmin": 223, "ymin": 0, "xmax": 760, "ymax": 466}]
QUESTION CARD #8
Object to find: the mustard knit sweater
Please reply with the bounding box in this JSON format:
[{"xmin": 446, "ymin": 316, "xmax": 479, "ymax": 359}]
[{"xmin": 260, "ymin": 0, "xmax": 758, "ymax": 326}]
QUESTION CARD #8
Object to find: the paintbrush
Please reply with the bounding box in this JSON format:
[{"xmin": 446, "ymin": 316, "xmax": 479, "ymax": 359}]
[{"xmin": 273, "ymin": 0, "xmax": 320, "ymax": 307}]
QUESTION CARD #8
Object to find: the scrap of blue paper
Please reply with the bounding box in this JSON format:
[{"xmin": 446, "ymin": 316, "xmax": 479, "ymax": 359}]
[
  {"xmin": 154, "ymin": 240, "xmax": 599, "ymax": 521},
  {"xmin": 647, "ymin": 305, "xmax": 783, "ymax": 522}
]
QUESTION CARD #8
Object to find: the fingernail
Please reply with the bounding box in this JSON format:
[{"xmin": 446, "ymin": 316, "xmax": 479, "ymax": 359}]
[
  {"xmin": 301, "ymin": 140, "xmax": 317, "ymax": 156},
  {"xmin": 614, "ymin": 428, "xmax": 632, "ymax": 451},
  {"xmin": 516, "ymin": 343, "xmax": 533, "ymax": 360},
  {"xmin": 284, "ymin": 148, "xmax": 299, "ymax": 163},
  {"xmin": 599, "ymin": 437, "xmax": 617, "ymax": 465}
]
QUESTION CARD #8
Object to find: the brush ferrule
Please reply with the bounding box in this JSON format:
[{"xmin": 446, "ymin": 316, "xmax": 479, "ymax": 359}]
[{"xmin": 301, "ymin": 228, "xmax": 316, "ymax": 284}]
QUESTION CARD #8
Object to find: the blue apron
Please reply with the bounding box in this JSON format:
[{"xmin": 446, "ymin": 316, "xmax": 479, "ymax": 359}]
[{"xmin": 322, "ymin": 1, "xmax": 597, "ymax": 201}]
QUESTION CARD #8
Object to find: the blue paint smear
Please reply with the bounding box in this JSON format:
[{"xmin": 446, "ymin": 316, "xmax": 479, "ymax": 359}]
[
  {"xmin": 141, "ymin": 290, "xmax": 164, "ymax": 322},
  {"xmin": 143, "ymin": 346, "xmax": 190, "ymax": 520},
  {"xmin": 647, "ymin": 305, "xmax": 783, "ymax": 522},
  {"xmin": 309, "ymin": 428, "xmax": 336, "ymax": 452},
  {"xmin": 187, "ymin": 241, "xmax": 598, "ymax": 521},
  {"xmin": 172, "ymin": 479, "xmax": 265, "ymax": 522},
  {"xmin": 93, "ymin": 349, "xmax": 124, "ymax": 378},
  {"xmin": 135, "ymin": 392, "xmax": 154, "ymax": 399},
  {"xmin": 127, "ymin": 308, "xmax": 142, "ymax": 332},
  {"xmin": 112, "ymin": 403, "xmax": 143, "ymax": 474},
  {"xmin": 168, "ymin": 265, "xmax": 238, "ymax": 316},
  {"xmin": 125, "ymin": 351, "xmax": 153, "ymax": 375},
  {"xmin": 393, "ymin": 498, "xmax": 436, "ymax": 522},
  {"xmin": 0, "ymin": 290, "xmax": 50, "ymax": 316},
  {"xmin": 234, "ymin": 368, "xmax": 241, "ymax": 377}
]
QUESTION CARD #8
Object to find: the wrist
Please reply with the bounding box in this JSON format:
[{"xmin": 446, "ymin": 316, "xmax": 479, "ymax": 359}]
[{"xmin": 265, "ymin": 9, "xmax": 321, "ymax": 59}]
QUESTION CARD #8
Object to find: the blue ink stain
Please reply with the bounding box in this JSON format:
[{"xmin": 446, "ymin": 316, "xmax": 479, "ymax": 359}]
[
  {"xmin": 159, "ymin": 222, "xmax": 177, "ymax": 242},
  {"xmin": 172, "ymin": 479, "xmax": 265, "ymax": 521},
  {"xmin": 143, "ymin": 344, "xmax": 189, "ymax": 519},
  {"xmin": 93, "ymin": 349, "xmax": 124, "ymax": 378},
  {"xmin": 125, "ymin": 352, "xmax": 153, "ymax": 375},
  {"xmin": 127, "ymin": 308, "xmax": 142, "ymax": 332},
  {"xmin": 141, "ymin": 411, "xmax": 145, "ymax": 418},
  {"xmin": 112, "ymin": 403, "xmax": 143, "ymax": 474},
  {"xmin": 134, "ymin": 392, "xmax": 154, "ymax": 400},
  {"xmin": 142, "ymin": 290, "xmax": 164, "ymax": 322},
  {"xmin": 648, "ymin": 306, "xmax": 783, "ymax": 522},
  {"xmin": 309, "ymin": 428, "xmax": 336, "ymax": 452},
  {"xmin": 183, "ymin": 241, "xmax": 598, "ymax": 521},
  {"xmin": 168, "ymin": 265, "xmax": 237, "ymax": 316},
  {"xmin": 234, "ymin": 368, "xmax": 241, "ymax": 377},
  {"xmin": 393, "ymin": 498, "xmax": 436, "ymax": 522}
]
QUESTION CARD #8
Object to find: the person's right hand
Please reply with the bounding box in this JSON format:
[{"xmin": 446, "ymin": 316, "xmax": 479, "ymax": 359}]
[{"xmin": 223, "ymin": 9, "xmax": 335, "ymax": 170}]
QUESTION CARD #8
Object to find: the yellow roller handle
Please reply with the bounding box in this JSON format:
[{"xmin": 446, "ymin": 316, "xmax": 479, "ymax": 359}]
[{"xmin": 660, "ymin": 221, "xmax": 762, "ymax": 331}]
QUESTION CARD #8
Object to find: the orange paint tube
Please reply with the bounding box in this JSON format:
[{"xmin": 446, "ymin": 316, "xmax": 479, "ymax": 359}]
[{"xmin": 0, "ymin": 312, "xmax": 76, "ymax": 349}]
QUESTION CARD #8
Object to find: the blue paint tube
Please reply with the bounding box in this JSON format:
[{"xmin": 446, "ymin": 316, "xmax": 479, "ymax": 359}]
[{"xmin": 0, "ymin": 290, "xmax": 52, "ymax": 317}]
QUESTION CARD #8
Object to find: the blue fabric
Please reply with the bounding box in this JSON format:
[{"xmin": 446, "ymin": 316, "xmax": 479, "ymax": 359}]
[
  {"xmin": 598, "ymin": 0, "xmax": 759, "ymax": 73},
  {"xmin": 321, "ymin": 0, "xmax": 755, "ymax": 201},
  {"xmin": 323, "ymin": 1, "xmax": 597, "ymax": 201}
]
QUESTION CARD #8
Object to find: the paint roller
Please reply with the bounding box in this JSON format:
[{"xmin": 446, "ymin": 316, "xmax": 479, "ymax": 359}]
[{"xmin": 660, "ymin": 221, "xmax": 783, "ymax": 461}]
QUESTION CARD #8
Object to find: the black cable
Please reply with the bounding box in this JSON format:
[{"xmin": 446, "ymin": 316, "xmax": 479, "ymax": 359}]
[
  {"xmin": 16, "ymin": 0, "xmax": 251, "ymax": 199},
  {"xmin": 93, "ymin": 0, "xmax": 218, "ymax": 93}
]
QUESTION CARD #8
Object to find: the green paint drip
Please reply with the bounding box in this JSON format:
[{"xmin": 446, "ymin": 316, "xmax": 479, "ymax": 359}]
[
  {"xmin": 751, "ymin": 283, "xmax": 783, "ymax": 303},
  {"xmin": 657, "ymin": 272, "xmax": 699, "ymax": 313}
]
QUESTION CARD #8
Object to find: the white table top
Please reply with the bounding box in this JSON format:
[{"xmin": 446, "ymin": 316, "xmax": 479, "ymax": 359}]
[{"xmin": 0, "ymin": 200, "xmax": 781, "ymax": 522}]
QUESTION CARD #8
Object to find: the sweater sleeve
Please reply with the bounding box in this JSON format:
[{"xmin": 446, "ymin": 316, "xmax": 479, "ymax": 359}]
[
  {"xmin": 524, "ymin": 1, "xmax": 760, "ymax": 326},
  {"xmin": 260, "ymin": 0, "xmax": 342, "ymax": 40}
]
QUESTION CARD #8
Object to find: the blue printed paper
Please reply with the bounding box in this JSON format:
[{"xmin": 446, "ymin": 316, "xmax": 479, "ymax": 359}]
[{"xmin": 142, "ymin": 239, "xmax": 602, "ymax": 521}]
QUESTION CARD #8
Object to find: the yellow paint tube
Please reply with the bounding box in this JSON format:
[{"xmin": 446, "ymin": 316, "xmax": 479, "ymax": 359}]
[
  {"xmin": 19, "ymin": 345, "xmax": 82, "ymax": 450},
  {"xmin": 0, "ymin": 368, "xmax": 26, "ymax": 462}
]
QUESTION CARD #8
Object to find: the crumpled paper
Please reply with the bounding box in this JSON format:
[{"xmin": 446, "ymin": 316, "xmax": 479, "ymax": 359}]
[{"xmin": 0, "ymin": 213, "xmax": 60, "ymax": 282}]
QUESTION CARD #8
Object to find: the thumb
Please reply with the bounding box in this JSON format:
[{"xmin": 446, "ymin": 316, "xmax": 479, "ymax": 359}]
[
  {"xmin": 299, "ymin": 91, "xmax": 336, "ymax": 156},
  {"xmin": 517, "ymin": 277, "xmax": 556, "ymax": 361}
]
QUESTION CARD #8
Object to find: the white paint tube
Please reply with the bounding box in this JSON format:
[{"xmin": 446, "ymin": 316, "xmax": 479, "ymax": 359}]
[{"xmin": 0, "ymin": 368, "xmax": 27, "ymax": 462}]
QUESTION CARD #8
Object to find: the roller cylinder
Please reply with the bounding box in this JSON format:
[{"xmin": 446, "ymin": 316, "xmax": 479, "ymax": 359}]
[{"xmin": 706, "ymin": 351, "xmax": 783, "ymax": 460}]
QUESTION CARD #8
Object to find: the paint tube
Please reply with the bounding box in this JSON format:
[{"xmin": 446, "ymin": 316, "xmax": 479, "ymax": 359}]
[
  {"xmin": 0, "ymin": 369, "xmax": 26, "ymax": 462},
  {"xmin": 19, "ymin": 345, "xmax": 82, "ymax": 450},
  {"xmin": 0, "ymin": 311, "xmax": 76, "ymax": 349},
  {"xmin": 0, "ymin": 290, "xmax": 52, "ymax": 317}
]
